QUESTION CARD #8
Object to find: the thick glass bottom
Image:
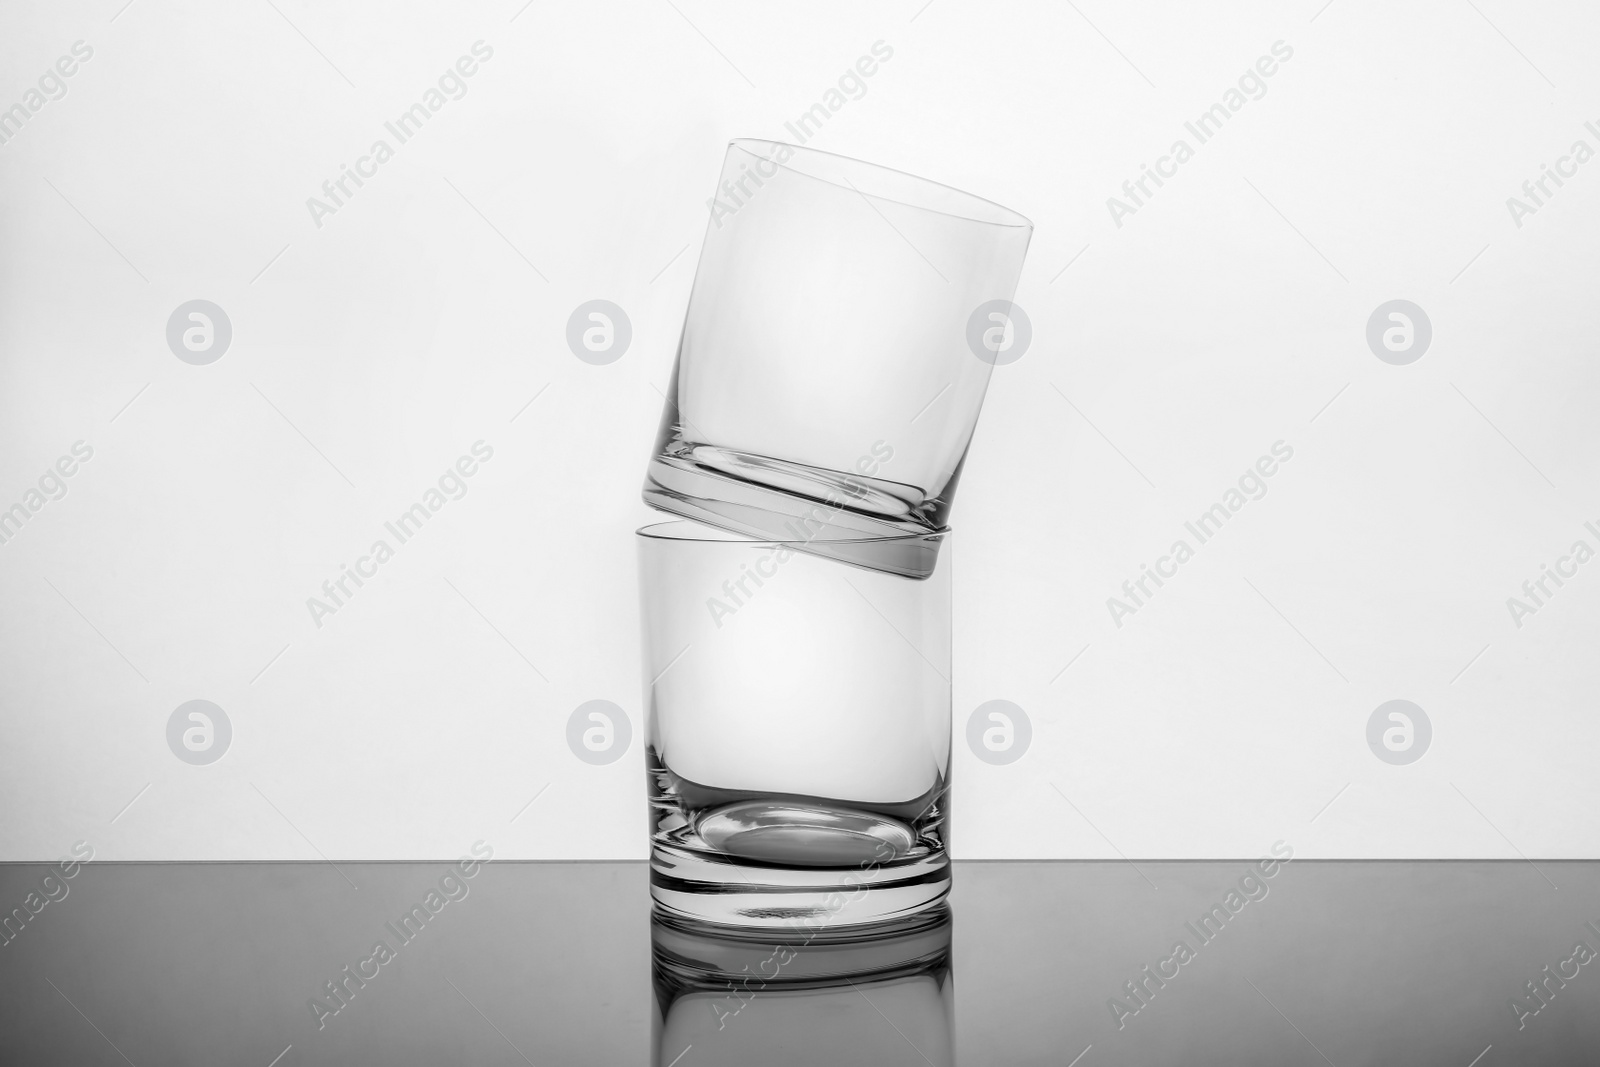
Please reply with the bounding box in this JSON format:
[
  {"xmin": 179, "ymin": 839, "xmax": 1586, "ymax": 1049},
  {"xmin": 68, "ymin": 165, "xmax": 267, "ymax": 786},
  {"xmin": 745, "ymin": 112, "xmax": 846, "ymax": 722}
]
[
  {"xmin": 651, "ymin": 837, "xmax": 951, "ymax": 930},
  {"xmin": 643, "ymin": 449, "xmax": 946, "ymax": 579},
  {"xmin": 650, "ymin": 787, "xmax": 950, "ymax": 930}
]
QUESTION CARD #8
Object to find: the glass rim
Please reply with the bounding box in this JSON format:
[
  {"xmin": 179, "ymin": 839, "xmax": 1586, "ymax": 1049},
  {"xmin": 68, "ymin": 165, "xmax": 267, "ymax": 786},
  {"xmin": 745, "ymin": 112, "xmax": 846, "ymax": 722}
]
[
  {"xmin": 727, "ymin": 137, "xmax": 1032, "ymax": 230},
  {"xmin": 636, "ymin": 518, "xmax": 949, "ymax": 546}
]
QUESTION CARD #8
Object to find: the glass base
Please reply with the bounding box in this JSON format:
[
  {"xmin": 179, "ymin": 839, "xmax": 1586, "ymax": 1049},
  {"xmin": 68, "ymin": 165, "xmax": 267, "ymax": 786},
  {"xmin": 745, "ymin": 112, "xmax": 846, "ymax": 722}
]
[
  {"xmin": 652, "ymin": 844, "xmax": 950, "ymax": 930},
  {"xmin": 651, "ymin": 796, "xmax": 950, "ymax": 929},
  {"xmin": 643, "ymin": 449, "xmax": 946, "ymax": 579},
  {"xmin": 651, "ymin": 903, "xmax": 953, "ymax": 978}
]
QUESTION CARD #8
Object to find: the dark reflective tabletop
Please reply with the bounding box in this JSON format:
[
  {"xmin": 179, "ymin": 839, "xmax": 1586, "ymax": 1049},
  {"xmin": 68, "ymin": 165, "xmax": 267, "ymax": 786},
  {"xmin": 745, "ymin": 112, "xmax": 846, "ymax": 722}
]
[{"xmin": 2, "ymin": 859, "xmax": 1597, "ymax": 1065}]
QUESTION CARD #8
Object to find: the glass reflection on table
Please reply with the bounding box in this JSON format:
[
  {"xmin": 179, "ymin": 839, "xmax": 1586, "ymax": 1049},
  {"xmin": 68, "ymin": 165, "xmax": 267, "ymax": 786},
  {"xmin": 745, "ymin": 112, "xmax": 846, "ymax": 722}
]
[{"xmin": 651, "ymin": 906, "xmax": 954, "ymax": 1066}]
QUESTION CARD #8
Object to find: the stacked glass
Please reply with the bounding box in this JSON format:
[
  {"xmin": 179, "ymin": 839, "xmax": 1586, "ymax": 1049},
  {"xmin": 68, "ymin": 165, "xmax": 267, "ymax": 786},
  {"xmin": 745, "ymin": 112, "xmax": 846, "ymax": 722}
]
[{"xmin": 638, "ymin": 139, "xmax": 1031, "ymax": 929}]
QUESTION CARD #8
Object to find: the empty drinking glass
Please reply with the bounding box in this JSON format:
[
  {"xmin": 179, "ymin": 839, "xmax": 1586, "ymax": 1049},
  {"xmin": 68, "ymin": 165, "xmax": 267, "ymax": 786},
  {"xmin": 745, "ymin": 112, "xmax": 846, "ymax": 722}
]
[
  {"xmin": 638, "ymin": 519, "xmax": 952, "ymax": 928},
  {"xmin": 644, "ymin": 139, "xmax": 1031, "ymax": 578}
]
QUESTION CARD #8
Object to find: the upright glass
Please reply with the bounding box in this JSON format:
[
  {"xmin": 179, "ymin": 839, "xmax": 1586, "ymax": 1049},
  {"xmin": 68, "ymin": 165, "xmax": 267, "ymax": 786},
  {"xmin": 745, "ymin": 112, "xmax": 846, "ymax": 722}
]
[
  {"xmin": 645, "ymin": 138, "xmax": 1031, "ymax": 578},
  {"xmin": 638, "ymin": 520, "xmax": 952, "ymax": 927}
]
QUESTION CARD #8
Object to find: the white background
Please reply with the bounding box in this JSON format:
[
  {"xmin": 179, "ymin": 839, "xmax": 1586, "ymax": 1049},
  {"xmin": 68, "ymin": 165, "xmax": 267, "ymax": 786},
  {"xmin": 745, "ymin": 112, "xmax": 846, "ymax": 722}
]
[{"xmin": 1, "ymin": 0, "xmax": 1596, "ymax": 861}]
